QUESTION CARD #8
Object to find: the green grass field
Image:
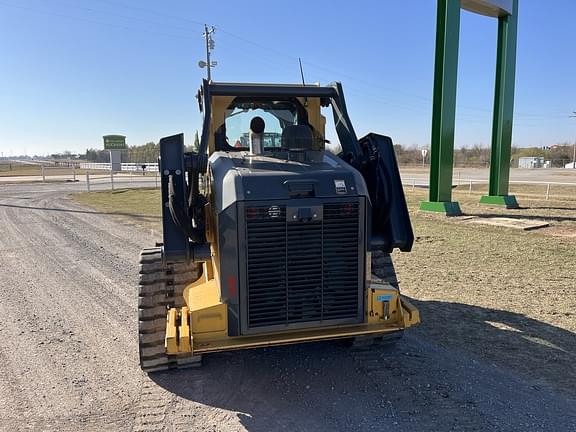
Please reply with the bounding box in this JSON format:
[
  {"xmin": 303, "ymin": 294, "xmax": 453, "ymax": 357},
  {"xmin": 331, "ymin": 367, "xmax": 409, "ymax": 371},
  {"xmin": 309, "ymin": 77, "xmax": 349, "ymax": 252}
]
[
  {"xmin": 0, "ymin": 163, "xmax": 92, "ymax": 177},
  {"xmin": 0, "ymin": 164, "xmax": 44, "ymax": 176},
  {"xmin": 73, "ymin": 188, "xmax": 162, "ymax": 232}
]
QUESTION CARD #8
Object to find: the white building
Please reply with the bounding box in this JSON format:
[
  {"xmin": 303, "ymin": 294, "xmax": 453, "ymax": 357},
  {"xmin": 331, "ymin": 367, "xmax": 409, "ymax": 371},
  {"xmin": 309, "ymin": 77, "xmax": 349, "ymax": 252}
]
[{"xmin": 518, "ymin": 157, "xmax": 545, "ymax": 169}]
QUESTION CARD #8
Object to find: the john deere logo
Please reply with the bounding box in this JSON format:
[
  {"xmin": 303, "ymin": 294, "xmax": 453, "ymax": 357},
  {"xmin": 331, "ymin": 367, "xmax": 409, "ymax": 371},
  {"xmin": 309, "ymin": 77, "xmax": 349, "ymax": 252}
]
[{"xmin": 268, "ymin": 205, "xmax": 281, "ymax": 218}]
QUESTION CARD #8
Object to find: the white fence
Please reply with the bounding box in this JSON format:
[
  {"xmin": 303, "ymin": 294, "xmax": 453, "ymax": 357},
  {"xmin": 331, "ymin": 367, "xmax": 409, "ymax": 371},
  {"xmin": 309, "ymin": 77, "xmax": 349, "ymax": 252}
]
[
  {"xmin": 403, "ymin": 177, "xmax": 576, "ymax": 201},
  {"xmin": 85, "ymin": 170, "xmax": 160, "ymax": 192},
  {"xmin": 9, "ymin": 164, "xmax": 576, "ymax": 202},
  {"xmin": 80, "ymin": 162, "xmax": 159, "ymax": 172},
  {"xmin": 41, "ymin": 166, "xmax": 77, "ymax": 182}
]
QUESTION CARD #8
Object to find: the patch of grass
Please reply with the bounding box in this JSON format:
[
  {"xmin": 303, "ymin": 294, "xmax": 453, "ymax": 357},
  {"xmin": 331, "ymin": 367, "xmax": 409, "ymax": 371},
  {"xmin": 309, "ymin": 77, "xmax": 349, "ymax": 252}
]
[
  {"xmin": 0, "ymin": 164, "xmax": 95, "ymax": 178},
  {"xmin": 406, "ymin": 187, "xmax": 576, "ymax": 236},
  {"xmin": 72, "ymin": 188, "xmax": 162, "ymax": 232},
  {"xmin": 0, "ymin": 164, "xmax": 43, "ymax": 176}
]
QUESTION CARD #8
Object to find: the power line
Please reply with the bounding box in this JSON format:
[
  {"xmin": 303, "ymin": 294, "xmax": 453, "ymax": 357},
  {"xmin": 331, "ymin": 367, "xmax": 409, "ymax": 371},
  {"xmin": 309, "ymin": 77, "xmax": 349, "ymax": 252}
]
[
  {"xmin": 61, "ymin": 0, "xmax": 201, "ymax": 33},
  {"xmin": 0, "ymin": 1, "xmax": 197, "ymax": 40},
  {"xmin": 96, "ymin": 0, "xmax": 205, "ymax": 27}
]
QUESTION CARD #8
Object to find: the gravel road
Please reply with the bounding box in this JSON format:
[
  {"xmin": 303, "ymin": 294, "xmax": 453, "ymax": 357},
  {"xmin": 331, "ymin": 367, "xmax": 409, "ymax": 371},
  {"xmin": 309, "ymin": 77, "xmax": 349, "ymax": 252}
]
[{"xmin": 0, "ymin": 183, "xmax": 574, "ymax": 431}]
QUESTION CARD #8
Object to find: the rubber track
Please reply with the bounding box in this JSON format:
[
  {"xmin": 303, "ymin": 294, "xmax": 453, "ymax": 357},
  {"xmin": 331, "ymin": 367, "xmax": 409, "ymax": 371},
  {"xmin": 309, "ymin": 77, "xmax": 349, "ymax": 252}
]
[{"xmin": 138, "ymin": 247, "xmax": 202, "ymax": 372}]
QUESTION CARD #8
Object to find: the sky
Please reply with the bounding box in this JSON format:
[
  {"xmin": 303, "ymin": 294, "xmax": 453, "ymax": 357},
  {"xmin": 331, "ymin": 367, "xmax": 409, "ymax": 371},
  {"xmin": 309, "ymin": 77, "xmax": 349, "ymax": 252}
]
[{"xmin": 0, "ymin": 0, "xmax": 574, "ymax": 157}]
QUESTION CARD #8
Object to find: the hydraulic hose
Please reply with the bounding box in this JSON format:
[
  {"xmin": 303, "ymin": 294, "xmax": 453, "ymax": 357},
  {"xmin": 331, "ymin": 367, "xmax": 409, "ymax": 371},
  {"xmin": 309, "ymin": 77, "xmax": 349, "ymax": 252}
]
[{"xmin": 168, "ymin": 174, "xmax": 203, "ymax": 243}]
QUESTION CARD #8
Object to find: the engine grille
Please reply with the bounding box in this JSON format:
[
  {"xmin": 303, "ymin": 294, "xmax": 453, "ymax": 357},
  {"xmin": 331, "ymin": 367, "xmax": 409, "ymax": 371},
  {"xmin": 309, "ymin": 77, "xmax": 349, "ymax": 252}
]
[{"xmin": 245, "ymin": 201, "xmax": 362, "ymax": 330}]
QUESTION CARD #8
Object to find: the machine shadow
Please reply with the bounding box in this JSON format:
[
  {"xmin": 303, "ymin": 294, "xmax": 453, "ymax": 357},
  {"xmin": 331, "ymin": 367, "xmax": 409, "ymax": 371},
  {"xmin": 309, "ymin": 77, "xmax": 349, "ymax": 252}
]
[
  {"xmin": 150, "ymin": 340, "xmax": 373, "ymax": 432},
  {"xmin": 409, "ymin": 298, "xmax": 576, "ymax": 398},
  {"xmin": 149, "ymin": 299, "xmax": 575, "ymax": 430}
]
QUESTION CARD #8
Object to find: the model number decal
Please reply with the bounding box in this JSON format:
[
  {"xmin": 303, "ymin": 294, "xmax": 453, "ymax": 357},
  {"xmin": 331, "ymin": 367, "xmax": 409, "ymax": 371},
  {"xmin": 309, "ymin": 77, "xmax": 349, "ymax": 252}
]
[{"xmin": 334, "ymin": 179, "xmax": 347, "ymax": 194}]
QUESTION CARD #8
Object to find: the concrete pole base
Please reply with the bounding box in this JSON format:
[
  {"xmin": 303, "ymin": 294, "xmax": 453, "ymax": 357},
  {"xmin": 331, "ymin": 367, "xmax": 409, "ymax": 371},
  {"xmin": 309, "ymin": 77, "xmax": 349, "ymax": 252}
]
[
  {"xmin": 479, "ymin": 195, "xmax": 519, "ymax": 209},
  {"xmin": 419, "ymin": 201, "xmax": 462, "ymax": 216}
]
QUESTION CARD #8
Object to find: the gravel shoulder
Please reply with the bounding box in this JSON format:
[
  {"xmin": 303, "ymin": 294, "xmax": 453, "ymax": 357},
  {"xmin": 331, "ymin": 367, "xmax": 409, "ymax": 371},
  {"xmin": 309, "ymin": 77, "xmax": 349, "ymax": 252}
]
[{"xmin": 0, "ymin": 185, "xmax": 574, "ymax": 431}]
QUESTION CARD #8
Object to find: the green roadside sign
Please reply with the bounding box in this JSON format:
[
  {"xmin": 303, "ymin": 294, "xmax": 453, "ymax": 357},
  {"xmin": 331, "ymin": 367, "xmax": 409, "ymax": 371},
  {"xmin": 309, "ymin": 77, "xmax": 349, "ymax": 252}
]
[{"xmin": 103, "ymin": 135, "xmax": 127, "ymax": 150}]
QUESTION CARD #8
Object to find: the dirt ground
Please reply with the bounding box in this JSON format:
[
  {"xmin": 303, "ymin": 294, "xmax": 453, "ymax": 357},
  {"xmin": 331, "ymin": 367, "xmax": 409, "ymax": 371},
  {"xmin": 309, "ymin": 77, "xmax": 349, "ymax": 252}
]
[
  {"xmin": 398, "ymin": 189, "xmax": 576, "ymax": 397},
  {"xmin": 0, "ymin": 183, "xmax": 574, "ymax": 431}
]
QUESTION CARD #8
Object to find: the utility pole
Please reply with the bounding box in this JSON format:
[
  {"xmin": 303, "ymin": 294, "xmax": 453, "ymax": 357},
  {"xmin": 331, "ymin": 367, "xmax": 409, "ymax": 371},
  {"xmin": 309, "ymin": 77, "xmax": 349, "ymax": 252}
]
[
  {"xmin": 198, "ymin": 25, "xmax": 216, "ymax": 81},
  {"xmin": 571, "ymin": 112, "xmax": 576, "ymax": 169}
]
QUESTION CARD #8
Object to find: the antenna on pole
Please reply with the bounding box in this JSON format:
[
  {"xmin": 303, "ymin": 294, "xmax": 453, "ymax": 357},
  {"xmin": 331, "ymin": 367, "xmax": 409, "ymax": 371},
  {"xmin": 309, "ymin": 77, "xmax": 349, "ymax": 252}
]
[
  {"xmin": 299, "ymin": 57, "xmax": 308, "ymax": 107},
  {"xmin": 570, "ymin": 111, "xmax": 576, "ymax": 169},
  {"xmin": 199, "ymin": 25, "xmax": 217, "ymax": 81}
]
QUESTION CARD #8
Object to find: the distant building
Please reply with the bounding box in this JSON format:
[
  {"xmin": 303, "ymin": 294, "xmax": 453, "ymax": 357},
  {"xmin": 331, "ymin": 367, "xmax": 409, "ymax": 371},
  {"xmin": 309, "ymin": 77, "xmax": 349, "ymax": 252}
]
[
  {"xmin": 240, "ymin": 132, "xmax": 283, "ymax": 148},
  {"xmin": 518, "ymin": 156, "xmax": 545, "ymax": 169}
]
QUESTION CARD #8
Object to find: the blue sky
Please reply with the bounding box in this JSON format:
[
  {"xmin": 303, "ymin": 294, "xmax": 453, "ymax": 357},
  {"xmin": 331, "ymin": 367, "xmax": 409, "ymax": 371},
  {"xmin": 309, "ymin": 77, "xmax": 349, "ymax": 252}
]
[{"xmin": 0, "ymin": 0, "xmax": 574, "ymax": 156}]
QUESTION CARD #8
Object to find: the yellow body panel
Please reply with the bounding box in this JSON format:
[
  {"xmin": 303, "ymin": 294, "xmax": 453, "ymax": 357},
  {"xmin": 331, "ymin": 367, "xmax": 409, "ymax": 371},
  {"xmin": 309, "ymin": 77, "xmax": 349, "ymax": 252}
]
[
  {"xmin": 187, "ymin": 279, "xmax": 227, "ymax": 341},
  {"xmin": 209, "ymin": 96, "xmax": 235, "ymax": 154},
  {"xmin": 400, "ymin": 297, "xmax": 421, "ymax": 327},
  {"xmin": 178, "ymin": 306, "xmax": 191, "ymax": 353},
  {"xmin": 367, "ymin": 284, "xmax": 401, "ymax": 325},
  {"xmin": 296, "ymin": 96, "xmax": 326, "ymax": 139},
  {"xmin": 165, "ymin": 259, "xmax": 420, "ymax": 355},
  {"xmin": 165, "ymin": 308, "xmax": 178, "ymax": 354},
  {"xmin": 193, "ymin": 322, "xmax": 405, "ymax": 354}
]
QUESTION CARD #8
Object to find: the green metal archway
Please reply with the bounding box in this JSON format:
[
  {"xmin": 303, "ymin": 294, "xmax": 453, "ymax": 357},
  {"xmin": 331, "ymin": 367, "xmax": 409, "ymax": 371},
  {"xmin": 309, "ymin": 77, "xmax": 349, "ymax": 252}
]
[{"xmin": 420, "ymin": 0, "xmax": 519, "ymax": 215}]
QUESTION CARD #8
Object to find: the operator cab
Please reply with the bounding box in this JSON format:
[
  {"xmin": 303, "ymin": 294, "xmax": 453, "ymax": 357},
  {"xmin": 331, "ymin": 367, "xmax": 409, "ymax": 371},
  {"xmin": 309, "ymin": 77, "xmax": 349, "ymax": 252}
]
[{"xmin": 213, "ymin": 96, "xmax": 325, "ymax": 161}]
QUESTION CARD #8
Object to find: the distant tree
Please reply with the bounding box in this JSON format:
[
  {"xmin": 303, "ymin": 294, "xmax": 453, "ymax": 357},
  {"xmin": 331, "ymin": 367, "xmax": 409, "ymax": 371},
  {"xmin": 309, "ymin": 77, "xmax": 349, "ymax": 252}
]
[
  {"xmin": 515, "ymin": 147, "xmax": 547, "ymax": 158},
  {"xmin": 85, "ymin": 148, "xmax": 98, "ymax": 161},
  {"xmin": 549, "ymin": 144, "xmax": 573, "ymax": 165},
  {"xmin": 453, "ymin": 144, "xmax": 490, "ymax": 167},
  {"xmin": 193, "ymin": 130, "xmax": 200, "ymax": 152},
  {"xmin": 85, "ymin": 148, "xmax": 111, "ymax": 162},
  {"xmin": 394, "ymin": 144, "xmax": 421, "ymax": 165}
]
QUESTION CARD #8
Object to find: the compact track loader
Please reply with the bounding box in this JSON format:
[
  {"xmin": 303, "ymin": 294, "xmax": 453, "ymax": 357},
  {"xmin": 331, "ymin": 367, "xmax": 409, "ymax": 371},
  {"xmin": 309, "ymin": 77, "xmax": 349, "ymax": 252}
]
[{"xmin": 138, "ymin": 81, "xmax": 420, "ymax": 372}]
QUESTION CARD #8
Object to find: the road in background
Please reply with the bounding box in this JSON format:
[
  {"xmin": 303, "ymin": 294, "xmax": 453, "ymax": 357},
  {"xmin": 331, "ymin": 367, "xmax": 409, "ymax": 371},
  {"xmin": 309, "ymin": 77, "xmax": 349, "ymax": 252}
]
[
  {"xmin": 2, "ymin": 167, "xmax": 575, "ymax": 189},
  {"xmin": 0, "ymin": 183, "xmax": 575, "ymax": 431},
  {"xmin": 0, "ymin": 176, "xmax": 157, "ymax": 192},
  {"xmin": 400, "ymin": 167, "xmax": 576, "ymax": 184}
]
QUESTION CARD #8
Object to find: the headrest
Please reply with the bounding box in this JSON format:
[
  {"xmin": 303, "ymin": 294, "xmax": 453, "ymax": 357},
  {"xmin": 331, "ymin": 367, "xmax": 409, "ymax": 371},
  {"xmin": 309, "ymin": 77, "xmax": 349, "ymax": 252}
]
[{"xmin": 281, "ymin": 125, "xmax": 314, "ymax": 151}]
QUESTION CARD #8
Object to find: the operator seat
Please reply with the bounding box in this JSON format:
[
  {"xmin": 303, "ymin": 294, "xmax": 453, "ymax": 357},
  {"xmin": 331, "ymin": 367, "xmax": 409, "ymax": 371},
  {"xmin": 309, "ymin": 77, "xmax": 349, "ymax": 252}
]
[{"xmin": 281, "ymin": 124, "xmax": 314, "ymax": 151}]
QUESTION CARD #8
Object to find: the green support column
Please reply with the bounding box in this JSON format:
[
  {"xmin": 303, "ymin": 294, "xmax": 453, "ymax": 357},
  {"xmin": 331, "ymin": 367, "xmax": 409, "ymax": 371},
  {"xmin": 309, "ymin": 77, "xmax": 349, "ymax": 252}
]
[
  {"xmin": 420, "ymin": 0, "xmax": 462, "ymax": 216},
  {"xmin": 480, "ymin": 0, "xmax": 519, "ymax": 209}
]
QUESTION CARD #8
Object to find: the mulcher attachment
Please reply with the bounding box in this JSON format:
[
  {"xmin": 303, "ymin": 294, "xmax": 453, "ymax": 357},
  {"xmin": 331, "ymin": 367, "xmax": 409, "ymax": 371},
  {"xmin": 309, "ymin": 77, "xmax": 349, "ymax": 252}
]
[{"xmin": 138, "ymin": 247, "xmax": 202, "ymax": 372}]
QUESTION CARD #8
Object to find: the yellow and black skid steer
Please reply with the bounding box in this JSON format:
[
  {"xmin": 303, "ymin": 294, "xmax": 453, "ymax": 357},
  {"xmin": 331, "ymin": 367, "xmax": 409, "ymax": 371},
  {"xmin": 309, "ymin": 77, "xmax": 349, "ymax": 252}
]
[{"xmin": 138, "ymin": 81, "xmax": 420, "ymax": 372}]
